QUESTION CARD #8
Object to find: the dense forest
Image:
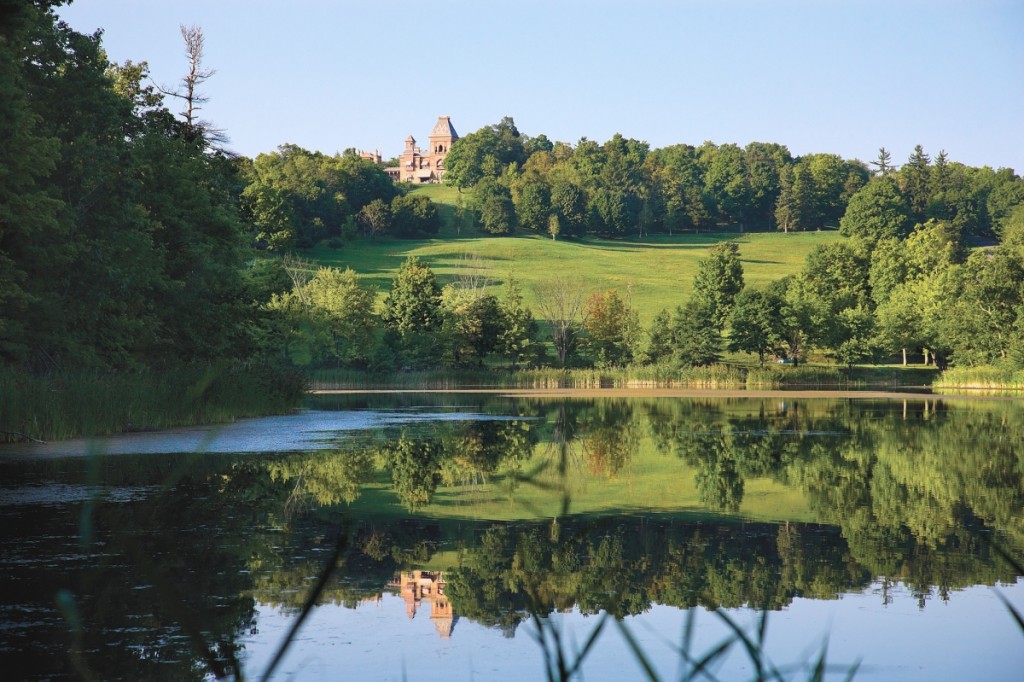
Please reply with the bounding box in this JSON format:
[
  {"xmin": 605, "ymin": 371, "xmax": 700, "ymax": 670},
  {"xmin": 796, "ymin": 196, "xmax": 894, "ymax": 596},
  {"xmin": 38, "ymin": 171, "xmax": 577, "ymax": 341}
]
[
  {"xmin": 3, "ymin": 1, "xmax": 1024, "ymax": 389},
  {"xmin": 2, "ymin": 2, "xmax": 246, "ymax": 370}
]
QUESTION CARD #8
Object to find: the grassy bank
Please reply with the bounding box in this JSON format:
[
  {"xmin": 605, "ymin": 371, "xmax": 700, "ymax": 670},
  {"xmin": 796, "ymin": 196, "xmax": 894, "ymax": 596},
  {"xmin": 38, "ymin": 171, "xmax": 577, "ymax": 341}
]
[
  {"xmin": 936, "ymin": 365, "xmax": 1024, "ymax": 390},
  {"xmin": 311, "ymin": 362, "xmax": 940, "ymax": 391},
  {"xmin": 0, "ymin": 364, "xmax": 307, "ymax": 444}
]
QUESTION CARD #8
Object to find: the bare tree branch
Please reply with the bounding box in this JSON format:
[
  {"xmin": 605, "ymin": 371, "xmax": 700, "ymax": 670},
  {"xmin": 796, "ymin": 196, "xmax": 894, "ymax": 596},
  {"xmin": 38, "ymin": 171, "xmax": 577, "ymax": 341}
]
[{"xmin": 535, "ymin": 275, "xmax": 588, "ymax": 366}]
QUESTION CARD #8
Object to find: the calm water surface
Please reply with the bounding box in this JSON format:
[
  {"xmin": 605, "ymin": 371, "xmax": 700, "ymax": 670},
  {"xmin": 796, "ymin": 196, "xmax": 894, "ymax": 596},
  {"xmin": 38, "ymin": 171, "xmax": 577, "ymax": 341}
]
[{"xmin": 1, "ymin": 393, "xmax": 1022, "ymax": 680}]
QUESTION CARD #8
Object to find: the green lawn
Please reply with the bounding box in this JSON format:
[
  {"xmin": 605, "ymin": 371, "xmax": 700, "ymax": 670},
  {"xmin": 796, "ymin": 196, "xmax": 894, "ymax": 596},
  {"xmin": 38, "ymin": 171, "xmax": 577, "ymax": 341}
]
[{"xmin": 305, "ymin": 227, "xmax": 841, "ymax": 324}]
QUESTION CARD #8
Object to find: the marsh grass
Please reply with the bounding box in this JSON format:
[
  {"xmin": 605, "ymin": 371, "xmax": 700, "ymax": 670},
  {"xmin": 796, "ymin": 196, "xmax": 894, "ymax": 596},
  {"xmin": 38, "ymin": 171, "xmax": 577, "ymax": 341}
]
[
  {"xmin": 310, "ymin": 364, "xmax": 748, "ymax": 391},
  {"xmin": 745, "ymin": 366, "xmax": 850, "ymax": 388},
  {"xmin": 936, "ymin": 365, "xmax": 1024, "ymax": 390},
  {"xmin": 0, "ymin": 364, "xmax": 306, "ymax": 443},
  {"xmin": 313, "ymin": 362, "xmax": 945, "ymax": 393}
]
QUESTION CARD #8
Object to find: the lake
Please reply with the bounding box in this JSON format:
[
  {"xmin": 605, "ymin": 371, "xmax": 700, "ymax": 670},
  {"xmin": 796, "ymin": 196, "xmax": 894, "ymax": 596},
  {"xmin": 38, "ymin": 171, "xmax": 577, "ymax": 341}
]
[{"xmin": 1, "ymin": 391, "xmax": 1022, "ymax": 680}]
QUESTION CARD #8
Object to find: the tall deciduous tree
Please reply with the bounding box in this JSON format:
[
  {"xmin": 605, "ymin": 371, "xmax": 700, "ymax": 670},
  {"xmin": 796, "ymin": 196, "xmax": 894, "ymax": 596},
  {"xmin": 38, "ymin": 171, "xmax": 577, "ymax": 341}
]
[
  {"xmin": 514, "ymin": 180, "xmax": 551, "ymax": 232},
  {"xmin": 704, "ymin": 143, "xmax": 751, "ymax": 228},
  {"xmin": 443, "ymin": 117, "xmax": 527, "ymax": 190},
  {"xmin": 839, "ymin": 178, "xmax": 912, "ymax": 241},
  {"xmin": 472, "ymin": 178, "xmax": 517, "ymax": 235},
  {"xmin": 390, "ymin": 194, "xmax": 439, "ymax": 238},
  {"xmin": 381, "ymin": 257, "xmax": 442, "ymax": 335},
  {"xmin": 549, "ymin": 179, "xmax": 587, "ymax": 237},
  {"xmin": 672, "ymin": 299, "xmax": 721, "ymax": 366},
  {"xmin": 727, "ymin": 288, "xmax": 787, "ymax": 366},
  {"xmin": 583, "ymin": 289, "xmax": 639, "ymax": 367},
  {"xmin": 357, "ymin": 198, "xmax": 392, "ymax": 240},
  {"xmin": 535, "ymin": 275, "xmax": 588, "ymax": 366},
  {"xmin": 441, "ymin": 286, "xmax": 504, "ymax": 366},
  {"xmin": 300, "ymin": 267, "xmax": 378, "ymax": 366},
  {"xmin": 692, "ymin": 242, "xmax": 745, "ymax": 328}
]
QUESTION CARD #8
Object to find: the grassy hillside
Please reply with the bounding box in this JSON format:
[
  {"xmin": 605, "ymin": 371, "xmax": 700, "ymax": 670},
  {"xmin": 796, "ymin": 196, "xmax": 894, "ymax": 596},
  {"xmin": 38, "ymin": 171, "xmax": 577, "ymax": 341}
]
[{"xmin": 305, "ymin": 186, "xmax": 842, "ymax": 323}]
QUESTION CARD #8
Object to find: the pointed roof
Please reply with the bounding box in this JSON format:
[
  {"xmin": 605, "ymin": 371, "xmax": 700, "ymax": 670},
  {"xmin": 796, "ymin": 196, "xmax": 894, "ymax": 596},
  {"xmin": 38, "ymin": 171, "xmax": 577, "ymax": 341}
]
[{"xmin": 429, "ymin": 116, "xmax": 458, "ymax": 140}]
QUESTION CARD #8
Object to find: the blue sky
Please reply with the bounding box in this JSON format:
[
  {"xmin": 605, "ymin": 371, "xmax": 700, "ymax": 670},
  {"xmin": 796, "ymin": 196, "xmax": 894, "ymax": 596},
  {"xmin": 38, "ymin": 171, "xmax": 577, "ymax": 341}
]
[{"xmin": 59, "ymin": 0, "xmax": 1024, "ymax": 171}]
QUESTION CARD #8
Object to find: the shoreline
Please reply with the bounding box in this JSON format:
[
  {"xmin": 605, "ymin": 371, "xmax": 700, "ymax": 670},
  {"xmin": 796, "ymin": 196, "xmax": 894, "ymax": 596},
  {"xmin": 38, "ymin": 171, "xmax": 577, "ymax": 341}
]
[{"xmin": 311, "ymin": 387, "xmax": 1020, "ymax": 401}]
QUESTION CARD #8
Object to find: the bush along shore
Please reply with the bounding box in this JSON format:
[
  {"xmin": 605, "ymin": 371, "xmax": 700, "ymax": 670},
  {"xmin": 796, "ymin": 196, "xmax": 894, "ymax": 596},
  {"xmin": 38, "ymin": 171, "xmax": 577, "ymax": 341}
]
[{"xmin": 0, "ymin": 364, "xmax": 307, "ymax": 444}]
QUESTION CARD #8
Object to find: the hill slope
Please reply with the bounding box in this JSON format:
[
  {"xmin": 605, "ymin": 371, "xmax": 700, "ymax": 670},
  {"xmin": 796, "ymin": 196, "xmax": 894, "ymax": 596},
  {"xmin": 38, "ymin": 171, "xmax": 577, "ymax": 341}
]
[{"xmin": 306, "ymin": 186, "xmax": 841, "ymax": 322}]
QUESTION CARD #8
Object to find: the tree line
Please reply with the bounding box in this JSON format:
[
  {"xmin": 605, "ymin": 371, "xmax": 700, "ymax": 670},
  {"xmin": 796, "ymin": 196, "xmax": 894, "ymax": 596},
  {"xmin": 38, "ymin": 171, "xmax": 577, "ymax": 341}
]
[
  {"xmin": 228, "ymin": 119, "xmax": 1024, "ymax": 252},
  {"xmin": 0, "ymin": 3, "xmax": 268, "ymax": 373},
  {"xmin": 442, "ymin": 117, "xmax": 1024, "ymax": 242},
  {"xmin": 263, "ymin": 220, "xmax": 1024, "ymax": 373}
]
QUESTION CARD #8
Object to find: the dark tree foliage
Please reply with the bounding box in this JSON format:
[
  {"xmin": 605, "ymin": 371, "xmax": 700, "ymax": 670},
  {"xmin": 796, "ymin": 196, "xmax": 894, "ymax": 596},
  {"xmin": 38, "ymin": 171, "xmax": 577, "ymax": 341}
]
[
  {"xmin": 672, "ymin": 299, "xmax": 722, "ymax": 367},
  {"xmin": 241, "ymin": 145, "xmax": 398, "ymax": 247},
  {"xmin": 691, "ymin": 241, "xmax": 745, "ymax": 328},
  {"xmin": 0, "ymin": 2, "xmax": 251, "ymax": 369},
  {"xmin": 390, "ymin": 194, "xmax": 439, "ymax": 238},
  {"xmin": 840, "ymin": 178, "xmax": 913, "ymax": 241},
  {"xmin": 471, "ymin": 177, "xmax": 517, "ymax": 235}
]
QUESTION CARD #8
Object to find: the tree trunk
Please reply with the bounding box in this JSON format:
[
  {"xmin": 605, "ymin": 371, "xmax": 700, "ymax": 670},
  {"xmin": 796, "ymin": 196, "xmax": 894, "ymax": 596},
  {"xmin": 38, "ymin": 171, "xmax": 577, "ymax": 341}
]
[{"xmin": 902, "ymin": 347, "xmax": 907, "ymax": 366}]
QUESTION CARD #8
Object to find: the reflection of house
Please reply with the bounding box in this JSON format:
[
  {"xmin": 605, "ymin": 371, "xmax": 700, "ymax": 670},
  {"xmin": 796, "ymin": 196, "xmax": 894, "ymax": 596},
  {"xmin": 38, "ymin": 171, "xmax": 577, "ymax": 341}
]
[
  {"xmin": 365, "ymin": 116, "xmax": 458, "ymax": 184},
  {"xmin": 390, "ymin": 570, "xmax": 458, "ymax": 638}
]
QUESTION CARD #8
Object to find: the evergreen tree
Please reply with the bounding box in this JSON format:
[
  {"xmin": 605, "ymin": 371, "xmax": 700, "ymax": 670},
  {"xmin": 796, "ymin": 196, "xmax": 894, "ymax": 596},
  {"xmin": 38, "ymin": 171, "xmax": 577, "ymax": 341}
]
[
  {"xmin": 870, "ymin": 147, "xmax": 894, "ymax": 176},
  {"xmin": 644, "ymin": 308, "xmax": 675, "ymax": 364},
  {"xmin": 775, "ymin": 163, "xmax": 816, "ymax": 231},
  {"xmin": 498, "ymin": 275, "xmax": 539, "ymax": 368},
  {"xmin": 900, "ymin": 145, "xmax": 932, "ymax": 221}
]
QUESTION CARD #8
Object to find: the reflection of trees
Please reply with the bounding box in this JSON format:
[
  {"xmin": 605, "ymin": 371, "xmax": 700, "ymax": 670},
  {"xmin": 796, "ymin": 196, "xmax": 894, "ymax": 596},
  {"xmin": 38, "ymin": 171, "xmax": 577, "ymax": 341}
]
[
  {"xmin": 266, "ymin": 447, "xmax": 376, "ymax": 510},
  {"xmin": 10, "ymin": 395, "xmax": 1023, "ymax": 677},
  {"xmin": 2, "ymin": 454, "xmax": 272, "ymax": 680},
  {"xmin": 379, "ymin": 420, "xmax": 539, "ymax": 509},
  {"xmin": 580, "ymin": 401, "xmax": 639, "ymax": 478},
  {"xmin": 526, "ymin": 399, "xmax": 643, "ymax": 485},
  {"xmin": 446, "ymin": 517, "xmax": 864, "ymax": 635},
  {"xmin": 381, "ymin": 436, "xmax": 445, "ymax": 509},
  {"xmin": 642, "ymin": 397, "xmax": 1024, "ymax": 593}
]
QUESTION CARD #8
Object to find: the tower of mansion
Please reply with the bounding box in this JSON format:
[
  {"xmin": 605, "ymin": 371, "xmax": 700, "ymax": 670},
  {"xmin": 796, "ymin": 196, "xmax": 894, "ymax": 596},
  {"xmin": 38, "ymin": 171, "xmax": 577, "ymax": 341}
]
[{"xmin": 362, "ymin": 116, "xmax": 459, "ymax": 184}]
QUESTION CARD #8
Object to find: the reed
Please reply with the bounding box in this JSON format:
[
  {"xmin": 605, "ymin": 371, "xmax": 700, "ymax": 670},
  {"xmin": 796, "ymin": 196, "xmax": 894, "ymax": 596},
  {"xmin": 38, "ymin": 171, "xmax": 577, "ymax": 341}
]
[
  {"xmin": 310, "ymin": 364, "xmax": 748, "ymax": 390},
  {"xmin": 0, "ymin": 363, "xmax": 306, "ymax": 444},
  {"xmin": 936, "ymin": 365, "xmax": 1024, "ymax": 390},
  {"xmin": 745, "ymin": 365, "xmax": 845, "ymax": 389}
]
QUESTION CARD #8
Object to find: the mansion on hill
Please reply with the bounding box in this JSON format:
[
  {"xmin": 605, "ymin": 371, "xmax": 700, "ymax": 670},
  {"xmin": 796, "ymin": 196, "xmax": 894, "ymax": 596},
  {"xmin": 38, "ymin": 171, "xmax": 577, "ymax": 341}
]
[{"xmin": 361, "ymin": 116, "xmax": 458, "ymax": 184}]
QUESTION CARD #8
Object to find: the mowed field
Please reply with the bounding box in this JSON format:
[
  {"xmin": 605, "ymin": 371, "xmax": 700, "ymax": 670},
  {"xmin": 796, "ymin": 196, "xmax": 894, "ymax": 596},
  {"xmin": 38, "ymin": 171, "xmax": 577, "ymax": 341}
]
[{"xmin": 305, "ymin": 185, "xmax": 842, "ymax": 324}]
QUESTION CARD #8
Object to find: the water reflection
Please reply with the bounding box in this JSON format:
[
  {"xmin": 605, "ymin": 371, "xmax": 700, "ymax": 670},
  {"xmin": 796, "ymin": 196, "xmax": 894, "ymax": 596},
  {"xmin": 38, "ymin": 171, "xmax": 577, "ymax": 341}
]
[{"xmin": 1, "ymin": 395, "xmax": 1022, "ymax": 679}]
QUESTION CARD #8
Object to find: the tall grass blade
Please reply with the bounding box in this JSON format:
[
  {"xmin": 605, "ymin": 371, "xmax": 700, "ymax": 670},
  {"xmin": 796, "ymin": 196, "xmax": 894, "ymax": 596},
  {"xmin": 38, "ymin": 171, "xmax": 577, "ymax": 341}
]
[
  {"xmin": 260, "ymin": 529, "xmax": 349, "ymax": 682},
  {"xmin": 993, "ymin": 590, "xmax": 1024, "ymax": 634},
  {"xmin": 614, "ymin": 618, "xmax": 660, "ymax": 681},
  {"xmin": 565, "ymin": 612, "xmax": 610, "ymax": 678}
]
